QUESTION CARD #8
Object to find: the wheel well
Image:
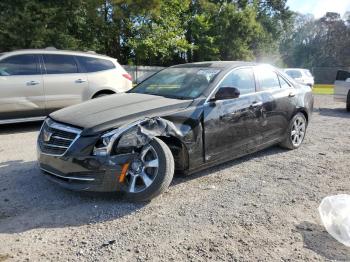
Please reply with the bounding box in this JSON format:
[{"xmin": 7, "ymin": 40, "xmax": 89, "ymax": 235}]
[
  {"xmin": 92, "ymin": 90, "xmax": 115, "ymax": 98},
  {"xmin": 298, "ymin": 109, "xmax": 309, "ymax": 123},
  {"xmin": 157, "ymin": 136, "xmax": 189, "ymax": 173}
]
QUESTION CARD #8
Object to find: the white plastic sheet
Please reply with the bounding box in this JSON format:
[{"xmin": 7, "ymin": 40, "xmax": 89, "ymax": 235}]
[{"xmin": 319, "ymin": 194, "xmax": 350, "ymax": 247}]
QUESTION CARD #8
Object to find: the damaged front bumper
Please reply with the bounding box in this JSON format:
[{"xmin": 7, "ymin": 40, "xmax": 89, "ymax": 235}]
[
  {"xmin": 38, "ymin": 150, "xmax": 136, "ymax": 192},
  {"xmin": 37, "ymin": 117, "xmax": 181, "ymax": 192}
]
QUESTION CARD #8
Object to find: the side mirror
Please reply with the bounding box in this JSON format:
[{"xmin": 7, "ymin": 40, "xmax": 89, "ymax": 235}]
[{"xmin": 213, "ymin": 87, "xmax": 240, "ymax": 101}]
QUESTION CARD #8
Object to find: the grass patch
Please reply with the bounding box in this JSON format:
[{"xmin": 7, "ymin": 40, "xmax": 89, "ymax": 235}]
[{"xmin": 313, "ymin": 84, "xmax": 334, "ymax": 95}]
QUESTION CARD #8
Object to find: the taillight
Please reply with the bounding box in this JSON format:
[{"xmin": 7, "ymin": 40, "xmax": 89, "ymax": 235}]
[{"xmin": 122, "ymin": 73, "xmax": 132, "ymax": 81}]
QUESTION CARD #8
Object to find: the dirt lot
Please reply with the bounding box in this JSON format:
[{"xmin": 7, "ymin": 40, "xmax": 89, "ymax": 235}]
[{"xmin": 0, "ymin": 94, "xmax": 349, "ymax": 261}]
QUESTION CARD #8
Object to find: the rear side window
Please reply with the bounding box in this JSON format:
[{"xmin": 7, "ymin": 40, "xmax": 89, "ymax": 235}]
[
  {"xmin": 304, "ymin": 70, "xmax": 312, "ymax": 77},
  {"xmin": 336, "ymin": 70, "xmax": 350, "ymax": 81},
  {"xmin": 0, "ymin": 54, "xmax": 39, "ymax": 76},
  {"xmin": 256, "ymin": 67, "xmax": 280, "ymax": 91},
  {"xmin": 43, "ymin": 54, "xmax": 78, "ymax": 74},
  {"xmin": 285, "ymin": 70, "xmax": 302, "ymax": 79},
  {"xmin": 76, "ymin": 56, "xmax": 115, "ymax": 73}
]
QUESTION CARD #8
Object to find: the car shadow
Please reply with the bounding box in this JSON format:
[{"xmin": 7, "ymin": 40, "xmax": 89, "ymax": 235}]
[
  {"xmin": 0, "ymin": 160, "xmax": 146, "ymax": 234},
  {"xmin": 0, "ymin": 145, "xmax": 286, "ymax": 234},
  {"xmin": 316, "ymin": 107, "xmax": 350, "ymax": 119},
  {"xmin": 172, "ymin": 145, "xmax": 287, "ymax": 186},
  {"xmin": 296, "ymin": 221, "xmax": 350, "ymax": 261},
  {"xmin": 0, "ymin": 121, "xmax": 43, "ymax": 135}
]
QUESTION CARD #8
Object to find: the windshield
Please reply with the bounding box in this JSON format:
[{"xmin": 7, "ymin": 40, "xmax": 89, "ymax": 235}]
[{"xmin": 130, "ymin": 67, "xmax": 221, "ymax": 99}]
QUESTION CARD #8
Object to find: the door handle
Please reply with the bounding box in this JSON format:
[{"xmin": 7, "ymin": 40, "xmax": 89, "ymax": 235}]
[
  {"xmin": 251, "ymin": 101, "xmax": 263, "ymax": 107},
  {"xmin": 75, "ymin": 79, "xmax": 86, "ymax": 84},
  {"xmin": 288, "ymin": 91, "xmax": 296, "ymax": 97},
  {"xmin": 26, "ymin": 80, "xmax": 40, "ymax": 86}
]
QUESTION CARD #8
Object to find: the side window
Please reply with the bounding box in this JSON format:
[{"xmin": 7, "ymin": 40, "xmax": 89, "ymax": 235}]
[
  {"xmin": 43, "ymin": 55, "xmax": 78, "ymax": 74},
  {"xmin": 0, "ymin": 55, "xmax": 39, "ymax": 76},
  {"xmin": 218, "ymin": 68, "xmax": 256, "ymax": 95},
  {"xmin": 286, "ymin": 70, "xmax": 302, "ymax": 79},
  {"xmin": 257, "ymin": 68, "xmax": 280, "ymax": 91},
  {"xmin": 278, "ymin": 75, "xmax": 292, "ymax": 89},
  {"xmin": 76, "ymin": 56, "xmax": 115, "ymax": 73}
]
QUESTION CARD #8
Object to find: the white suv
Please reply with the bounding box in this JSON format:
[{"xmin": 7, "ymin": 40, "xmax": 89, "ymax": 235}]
[
  {"xmin": 284, "ymin": 68, "xmax": 314, "ymax": 88},
  {"xmin": 0, "ymin": 49, "xmax": 132, "ymax": 124}
]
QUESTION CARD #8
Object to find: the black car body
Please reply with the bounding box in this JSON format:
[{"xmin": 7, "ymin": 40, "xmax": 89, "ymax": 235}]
[{"xmin": 37, "ymin": 61, "xmax": 314, "ymax": 199}]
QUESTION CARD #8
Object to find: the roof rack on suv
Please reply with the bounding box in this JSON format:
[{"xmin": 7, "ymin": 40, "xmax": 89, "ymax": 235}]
[{"xmin": 45, "ymin": 47, "xmax": 57, "ymax": 50}]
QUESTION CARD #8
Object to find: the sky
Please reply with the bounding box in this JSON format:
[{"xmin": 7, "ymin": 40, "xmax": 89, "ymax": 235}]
[{"xmin": 287, "ymin": 0, "xmax": 350, "ymax": 18}]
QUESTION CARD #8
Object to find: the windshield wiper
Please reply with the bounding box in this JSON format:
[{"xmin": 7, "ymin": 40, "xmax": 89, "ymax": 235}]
[{"xmin": 145, "ymin": 93, "xmax": 191, "ymax": 100}]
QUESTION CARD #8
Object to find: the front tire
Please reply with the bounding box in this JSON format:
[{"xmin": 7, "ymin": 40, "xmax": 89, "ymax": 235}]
[
  {"xmin": 279, "ymin": 113, "xmax": 307, "ymax": 150},
  {"xmin": 346, "ymin": 91, "xmax": 350, "ymax": 112},
  {"xmin": 123, "ymin": 138, "xmax": 174, "ymax": 202}
]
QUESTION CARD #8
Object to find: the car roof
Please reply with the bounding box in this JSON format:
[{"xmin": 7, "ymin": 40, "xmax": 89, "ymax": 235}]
[
  {"xmin": 172, "ymin": 61, "xmax": 258, "ymax": 69},
  {"xmin": 2, "ymin": 49, "xmax": 114, "ymax": 60}
]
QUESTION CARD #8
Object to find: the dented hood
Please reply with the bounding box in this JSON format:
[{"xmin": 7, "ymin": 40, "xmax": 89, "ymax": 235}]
[{"xmin": 50, "ymin": 93, "xmax": 193, "ymax": 136}]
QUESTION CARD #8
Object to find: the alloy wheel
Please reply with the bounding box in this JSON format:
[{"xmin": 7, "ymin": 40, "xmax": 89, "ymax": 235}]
[
  {"xmin": 291, "ymin": 115, "xmax": 306, "ymax": 147},
  {"xmin": 125, "ymin": 144, "xmax": 159, "ymax": 193}
]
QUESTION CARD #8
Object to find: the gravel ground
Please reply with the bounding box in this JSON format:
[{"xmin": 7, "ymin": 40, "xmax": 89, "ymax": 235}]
[{"xmin": 0, "ymin": 94, "xmax": 349, "ymax": 262}]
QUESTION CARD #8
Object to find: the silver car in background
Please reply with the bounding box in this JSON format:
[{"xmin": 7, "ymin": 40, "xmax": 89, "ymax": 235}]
[
  {"xmin": 284, "ymin": 68, "xmax": 314, "ymax": 88},
  {"xmin": 0, "ymin": 49, "xmax": 132, "ymax": 124}
]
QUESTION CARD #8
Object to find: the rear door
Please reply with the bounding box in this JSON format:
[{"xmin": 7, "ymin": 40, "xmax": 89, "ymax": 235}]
[
  {"xmin": 255, "ymin": 66, "xmax": 297, "ymax": 144},
  {"xmin": 42, "ymin": 54, "xmax": 88, "ymax": 114},
  {"xmin": 0, "ymin": 54, "xmax": 45, "ymax": 121}
]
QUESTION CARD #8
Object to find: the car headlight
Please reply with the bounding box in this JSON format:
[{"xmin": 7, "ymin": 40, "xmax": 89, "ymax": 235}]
[
  {"xmin": 92, "ymin": 120, "xmax": 146, "ymax": 157},
  {"xmin": 93, "ymin": 129, "xmax": 119, "ymax": 156}
]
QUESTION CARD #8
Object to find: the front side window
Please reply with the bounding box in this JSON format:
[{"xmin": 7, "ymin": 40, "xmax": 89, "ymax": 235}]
[
  {"xmin": 278, "ymin": 75, "xmax": 292, "ymax": 89},
  {"xmin": 76, "ymin": 56, "xmax": 115, "ymax": 72},
  {"xmin": 257, "ymin": 67, "xmax": 281, "ymax": 91},
  {"xmin": 43, "ymin": 54, "xmax": 78, "ymax": 74},
  {"xmin": 0, "ymin": 54, "xmax": 39, "ymax": 76},
  {"xmin": 218, "ymin": 68, "xmax": 256, "ymax": 95},
  {"xmin": 130, "ymin": 67, "xmax": 221, "ymax": 99}
]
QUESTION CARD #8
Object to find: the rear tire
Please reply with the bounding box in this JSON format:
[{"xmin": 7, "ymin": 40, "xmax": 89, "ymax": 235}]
[
  {"xmin": 279, "ymin": 113, "xmax": 307, "ymax": 150},
  {"xmin": 124, "ymin": 138, "xmax": 174, "ymax": 202},
  {"xmin": 346, "ymin": 91, "xmax": 350, "ymax": 112}
]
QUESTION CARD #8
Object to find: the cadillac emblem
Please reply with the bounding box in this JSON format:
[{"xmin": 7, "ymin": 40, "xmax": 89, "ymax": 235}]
[{"xmin": 43, "ymin": 129, "xmax": 53, "ymax": 142}]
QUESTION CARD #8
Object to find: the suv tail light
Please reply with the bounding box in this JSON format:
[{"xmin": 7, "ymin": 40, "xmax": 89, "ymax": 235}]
[{"xmin": 122, "ymin": 73, "xmax": 132, "ymax": 82}]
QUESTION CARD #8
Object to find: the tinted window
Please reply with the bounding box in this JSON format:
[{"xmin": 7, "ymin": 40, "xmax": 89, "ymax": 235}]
[
  {"xmin": 285, "ymin": 70, "xmax": 302, "ymax": 79},
  {"xmin": 218, "ymin": 68, "xmax": 256, "ymax": 95},
  {"xmin": 0, "ymin": 55, "xmax": 39, "ymax": 76},
  {"xmin": 43, "ymin": 54, "xmax": 78, "ymax": 74},
  {"xmin": 257, "ymin": 68, "xmax": 280, "ymax": 91},
  {"xmin": 77, "ymin": 56, "xmax": 115, "ymax": 72},
  {"xmin": 278, "ymin": 75, "xmax": 291, "ymax": 89}
]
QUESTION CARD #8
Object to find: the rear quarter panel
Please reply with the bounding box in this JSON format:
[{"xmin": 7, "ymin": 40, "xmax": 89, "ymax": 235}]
[
  {"xmin": 296, "ymin": 84, "xmax": 314, "ymax": 120},
  {"xmin": 83, "ymin": 69, "xmax": 132, "ymax": 100}
]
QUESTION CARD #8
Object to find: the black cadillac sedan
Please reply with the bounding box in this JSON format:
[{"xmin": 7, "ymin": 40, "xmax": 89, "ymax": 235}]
[{"xmin": 37, "ymin": 61, "xmax": 314, "ymax": 201}]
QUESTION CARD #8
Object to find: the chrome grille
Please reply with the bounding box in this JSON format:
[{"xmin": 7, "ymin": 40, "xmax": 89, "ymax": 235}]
[{"xmin": 38, "ymin": 118, "xmax": 81, "ymax": 156}]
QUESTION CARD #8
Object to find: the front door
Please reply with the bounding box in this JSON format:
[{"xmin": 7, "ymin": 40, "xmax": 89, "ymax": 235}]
[
  {"xmin": 42, "ymin": 54, "xmax": 88, "ymax": 114},
  {"xmin": 0, "ymin": 54, "xmax": 45, "ymax": 121},
  {"xmin": 203, "ymin": 67, "xmax": 262, "ymax": 162}
]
